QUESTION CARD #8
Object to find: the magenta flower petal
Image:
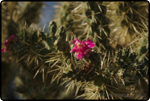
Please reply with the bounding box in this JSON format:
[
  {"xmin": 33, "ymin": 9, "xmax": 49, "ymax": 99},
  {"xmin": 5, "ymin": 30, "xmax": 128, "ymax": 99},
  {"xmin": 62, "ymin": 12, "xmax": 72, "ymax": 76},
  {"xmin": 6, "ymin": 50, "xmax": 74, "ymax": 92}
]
[
  {"xmin": 10, "ymin": 34, "xmax": 15, "ymax": 38},
  {"xmin": 3, "ymin": 40, "xmax": 9, "ymax": 46},
  {"xmin": 85, "ymin": 39, "xmax": 95, "ymax": 48},
  {"xmin": 75, "ymin": 47, "xmax": 86, "ymax": 52},
  {"xmin": 1, "ymin": 48, "xmax": 5, "ymax": 53},
  {"xmin": 71, "ymin": 38, "xmax": 95, "ymax": 60},
  {"xmin": 77, "ymin": 52, "xmax": 84, "ymax": 60},
  {"xmin": 84, "ymin": 49, "xmax": 91, "ymax": 57},
  {"xmin": 80, "ymin": 41, "xmax": 86, "ymax": 47},
  {"xmin": 73, "ymin": 38, "xmax": 80, "ymax": 45},
  {"xmin": 9, "ymin": 34, "xmax": 17, "ymax": 41},
  {"xmin": 85, "ymin": 39, "xmax": 93, "ymax": 45},
  {"xmin": 3, "ymin": 34, "xmax": 17, "ymax": 46},
  {"xmin": 2, "ymin": 34, "xmax": 17, "ymax": 53},
  {"xmin": 87, "ymin": 43, "xmax": 95, "ymax": 48},
  {"xmin": 70, "ymin": 46, "xmax": 77, "ymax": 53}
]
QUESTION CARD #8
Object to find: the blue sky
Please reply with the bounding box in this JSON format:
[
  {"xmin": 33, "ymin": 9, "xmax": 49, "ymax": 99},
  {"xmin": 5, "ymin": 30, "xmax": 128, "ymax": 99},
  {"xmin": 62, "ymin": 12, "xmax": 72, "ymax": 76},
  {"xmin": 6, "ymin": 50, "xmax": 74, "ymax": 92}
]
[{"xmin": 39, "ymin": 2, "xmax": 57, "ymax": 31}]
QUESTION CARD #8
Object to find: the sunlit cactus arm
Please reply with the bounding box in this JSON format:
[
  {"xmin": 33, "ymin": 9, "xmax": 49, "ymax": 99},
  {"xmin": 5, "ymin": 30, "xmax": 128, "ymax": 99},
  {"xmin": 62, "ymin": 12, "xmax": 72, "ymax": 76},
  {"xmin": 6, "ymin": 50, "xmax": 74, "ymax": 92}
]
[
  {"xmin": 107, "ymin": 1, "xmax": 148, "ymax": 48},
  {"xmin": 71, "ymin": 2, "xmax": 113, "ymax": 54}
]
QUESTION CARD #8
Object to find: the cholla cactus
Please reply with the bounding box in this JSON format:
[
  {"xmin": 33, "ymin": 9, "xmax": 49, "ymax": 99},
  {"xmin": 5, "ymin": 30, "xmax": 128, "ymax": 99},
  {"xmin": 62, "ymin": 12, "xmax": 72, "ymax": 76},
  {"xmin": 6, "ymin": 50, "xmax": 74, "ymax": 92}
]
[
  {"xmin": 1, "ymin": 1, "xmax": 149, "ymax": 100},
  {"xmin": 1, "ymin": 1, "xmax": 44, "ymax": 99},
  {"xmin": 71, "ymin": 2, "xmax": 112, "ymax": 54},
  {"xmin": 54, "ymin": 2, "xmax": 84, "ymax": 44},
  {"xmin": 2, "ymin": 1, "xmax": 44, "ymax": 62},
  {"xmin": 1, "ymin": 2, "xmax": 43, "ymax": 39},
  {"xmin": 3, "ymin": 20, "xmax": 149, "ymax": 100},
  {"xmin": 108, "ymin": 1, "xmax": 148, "ymax": 48}
]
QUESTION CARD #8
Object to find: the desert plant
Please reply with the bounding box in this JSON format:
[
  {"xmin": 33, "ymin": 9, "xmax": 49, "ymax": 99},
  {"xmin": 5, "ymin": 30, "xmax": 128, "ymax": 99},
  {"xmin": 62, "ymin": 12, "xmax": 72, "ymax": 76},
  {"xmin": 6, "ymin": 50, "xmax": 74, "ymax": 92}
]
[{"xmin": 1, "ymin": 1, "xmax": 149, "ymax": 100}]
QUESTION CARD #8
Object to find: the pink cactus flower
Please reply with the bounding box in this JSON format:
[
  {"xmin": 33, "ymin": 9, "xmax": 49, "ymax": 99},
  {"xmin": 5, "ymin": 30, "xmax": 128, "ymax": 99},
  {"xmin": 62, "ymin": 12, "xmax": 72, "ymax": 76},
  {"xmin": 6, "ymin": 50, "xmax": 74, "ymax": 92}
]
[
  {"xmin": 1, "ymin": 34, "xmax": 17, "ymax": 53},
  {"xmin": 70, "ymin": 38, "xmax": 95, "ymax": 60}
]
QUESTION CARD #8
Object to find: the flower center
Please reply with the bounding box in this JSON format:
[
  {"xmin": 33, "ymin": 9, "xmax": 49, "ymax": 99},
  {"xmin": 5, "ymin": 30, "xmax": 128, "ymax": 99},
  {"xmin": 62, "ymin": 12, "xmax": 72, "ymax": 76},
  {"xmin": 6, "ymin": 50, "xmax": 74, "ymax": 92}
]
[{"xmin": 77, "ymin": 42, "xmax": 84, "ymax": 48}]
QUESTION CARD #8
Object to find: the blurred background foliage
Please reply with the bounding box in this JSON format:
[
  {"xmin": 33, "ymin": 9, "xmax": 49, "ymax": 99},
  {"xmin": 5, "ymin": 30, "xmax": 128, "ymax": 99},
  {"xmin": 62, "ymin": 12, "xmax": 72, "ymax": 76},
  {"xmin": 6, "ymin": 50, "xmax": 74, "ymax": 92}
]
[{"xmin": 1, "ymin": 1, "xmax": 149, "ymax": 100}]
